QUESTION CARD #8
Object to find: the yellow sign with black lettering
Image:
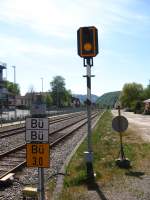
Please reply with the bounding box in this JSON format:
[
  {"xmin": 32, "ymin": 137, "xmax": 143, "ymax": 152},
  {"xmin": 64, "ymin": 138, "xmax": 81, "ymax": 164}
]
[{"xmin": 26, "ymin": 143, "xmax": 49, "ymax": 168}]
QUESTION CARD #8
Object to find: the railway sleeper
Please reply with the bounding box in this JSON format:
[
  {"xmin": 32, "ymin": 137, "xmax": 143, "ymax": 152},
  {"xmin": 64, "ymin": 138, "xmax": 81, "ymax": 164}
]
[
  {"xmin": 22, "ymin": 186, "xmax": 38, "ymax": 200},
  {"xmin": 1, "ymin": 157, "xmax": 25, "ymax": 162},
  {"xmin": 0, "ymin": 173, "xmax": 15, "ymax": 187}
]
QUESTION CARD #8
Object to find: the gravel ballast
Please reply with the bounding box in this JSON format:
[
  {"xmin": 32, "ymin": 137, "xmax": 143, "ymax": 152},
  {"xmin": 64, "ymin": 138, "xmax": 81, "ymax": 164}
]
[{"xmin": 0, "ymin": 113, "xmax": 101, "ymax": 199}]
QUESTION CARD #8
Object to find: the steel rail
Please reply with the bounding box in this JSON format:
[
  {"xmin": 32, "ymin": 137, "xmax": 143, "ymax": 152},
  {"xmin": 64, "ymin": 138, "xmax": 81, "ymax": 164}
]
[
  {"xmin": 0, "ymin": 111, "xmax": 100, "ymax": 180},
  {"xmin": 0, "ymin": 111, "xmax": 87, "ymax": 139}
]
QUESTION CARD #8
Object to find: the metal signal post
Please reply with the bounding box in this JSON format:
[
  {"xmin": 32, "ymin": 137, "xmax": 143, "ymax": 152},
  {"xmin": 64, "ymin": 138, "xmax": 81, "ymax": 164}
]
[
  {"xmin": 39, "ymin": 167, "xmax": 45, "ymax": 200},
  {"xmin": 77, "ymin": 26, "xmax": 99, "ymax": 180},
  {"xmin": 118, "ymin": 106, "xmax": 125, "ymax": 160},
  {"xmin": 83, "ymin": 57, "xmax": 95, "ymax": 180},
  {"xmin": 26, "ymin": 95, "xmax": 49, "ymax": 200},
  {"xmin": 112, "ymin": 106, "xmax": 130, "ymax": 168}
]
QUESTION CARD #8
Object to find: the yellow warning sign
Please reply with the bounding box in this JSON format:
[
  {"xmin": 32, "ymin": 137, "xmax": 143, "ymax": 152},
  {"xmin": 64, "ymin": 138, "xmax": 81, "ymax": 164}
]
[{"xmin": 26, "ymin": 143, "xmax": 49, "ymax": 168}]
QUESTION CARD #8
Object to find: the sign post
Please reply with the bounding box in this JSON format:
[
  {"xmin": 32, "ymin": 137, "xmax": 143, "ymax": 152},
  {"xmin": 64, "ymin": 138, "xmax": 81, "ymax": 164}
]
[
  {"xmin": 77, "ymin": 26, "xmax": 98, "ymax": 180},
  {"xmin": 26, "ymin": 94, "xmax": 49, "ymax": 200},
  {"xmin": 112, "ymin": 106, "xmax": 130, "ymax": 168}
]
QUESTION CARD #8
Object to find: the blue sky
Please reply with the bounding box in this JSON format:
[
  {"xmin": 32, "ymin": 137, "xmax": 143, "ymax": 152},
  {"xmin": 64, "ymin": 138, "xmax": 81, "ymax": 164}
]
[{"xmin": 0, "ymin": 0, "xmax": 150, "ymax": 96}]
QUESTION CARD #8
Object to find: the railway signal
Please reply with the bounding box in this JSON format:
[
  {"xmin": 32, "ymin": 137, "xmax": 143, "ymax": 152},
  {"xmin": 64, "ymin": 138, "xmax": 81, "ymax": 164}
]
[
  {"xmin": 112, "ymin": 106, "xmax": 130, "ymax": 168},
  {"xmin": 26, "ymin": 118, "xmax": 49, "ymax": 166},
  {"xmin": 26, "ymin": 143, "xmax": 49, "ymax": 168},
  {"xmin": 26, "ymin": 118, "xmax": 49, "ymax": 143},
  {"xmin": 77, "ymin": 26, "xmax": 98, "ymax": 58},
  {"xmin": 77, "ymin": 26, "xmax": 99, "ymax": 180},
  {"xmin": 25, "ymin": 94, "xmax": 49, "ymax": 200},
  {"xmin": 112, "ymin": 116, "xmax": 128, "ymax": 132}
]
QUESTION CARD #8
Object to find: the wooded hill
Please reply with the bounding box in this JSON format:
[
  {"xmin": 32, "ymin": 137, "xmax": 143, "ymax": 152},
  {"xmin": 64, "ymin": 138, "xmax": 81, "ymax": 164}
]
[
  {"xmin": 73, "ymin": 94, "xmax": 99, "ymax": 103},
  {"xmin": 96, "ymin": 91, "xmax": 121, "ymax": 108}
]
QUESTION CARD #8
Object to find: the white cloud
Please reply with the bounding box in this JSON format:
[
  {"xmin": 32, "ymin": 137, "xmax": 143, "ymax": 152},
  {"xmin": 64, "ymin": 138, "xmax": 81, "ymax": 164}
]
[
  {"xmin": 0, "ymin": 0, "xmax": 149, "ymax": 96},
  {"xmin": 0, "ymin": 34, "xmax": 73, "ymax": 58},
  {"xmin": 0, "ymin": 0, "xmax": 83, "ymax": 38},
  {"xmin": 0, "ymin": 0, "xmax": 148, "ymax": 38}
]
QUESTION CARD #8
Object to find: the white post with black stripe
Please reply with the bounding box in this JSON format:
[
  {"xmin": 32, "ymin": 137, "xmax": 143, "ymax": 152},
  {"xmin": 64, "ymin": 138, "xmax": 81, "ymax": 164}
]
[
  {"xmin": 30, "ymin": 95, "xmax": 47, "ymax": 200},
  {"xmin": 83, "ymin": 57, "xmax": 95, "ymax": 180}
]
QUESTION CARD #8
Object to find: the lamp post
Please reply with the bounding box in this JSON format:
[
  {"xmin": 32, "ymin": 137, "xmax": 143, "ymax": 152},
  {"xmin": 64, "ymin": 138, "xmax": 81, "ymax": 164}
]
[
  {"xmin": 5, "ymin": 67, "xmax": 7, "ymax": 81},
  {"xmin": 56, "ymin": 83, "xmax": 59, "ymax": 109},
  {"xmin": 12, "ymin": 66, "xmax": 17, "ymax": 119},
  {"xmin": 12, "ymin": 66, "xmax": 16, "ymax": 84},
  {"xmin": 41, "ymin": 77, "xmax": 43, "ymax": 93}
]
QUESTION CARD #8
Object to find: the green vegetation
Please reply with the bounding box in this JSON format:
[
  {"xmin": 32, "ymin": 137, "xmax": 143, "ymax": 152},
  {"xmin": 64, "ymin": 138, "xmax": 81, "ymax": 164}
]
[
  {"xmin": 50, "ymin": 76, "xmax": 72, "ymax": 108},
  {"xmin": 119, "ymin": 82, "xmax": 150, "ymax": 112},
  {"xmin": 25, "ymin": 76, "xmax": 72, "ymax": 109},
  {"xmin": 44, "ymin": 93, "xmax": 53, "ymax": 108},
  {"xmin": 96, "ymin": 82, "xmax": 150, "ymax": 113},
  {"xmin": 120, "ymin": 82, "xmax": 143, "ymax": 111},
  {"xmin": 4, "ymin": 80, "xmax": 20, "ymax": 95},
  {"xmin": 57, "ymin": 111, "xmax": 150, "ymax": 200},
  {"xmin": 96, "ymin": 91, "xmax": 120, "ymax": 108},
  {"xmin": 142, "ymin": 85, "xmax": 150, "ymax": 99}
]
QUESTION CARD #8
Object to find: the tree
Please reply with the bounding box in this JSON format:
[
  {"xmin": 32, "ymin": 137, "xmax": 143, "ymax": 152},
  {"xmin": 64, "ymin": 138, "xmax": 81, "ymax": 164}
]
[
  {"xmin": 4, "ymin": 80, "xmax": 20, "ymax": 95},
  {"xmin": 45, "ymin": 93, "xmax": 53, "ymax": 108},
  {"xmin": 63, "ymin": 89, "xmax": 72, "ymax": 106},
  {"xmin": 120, "ymin": 82, "xmax": 143, "ymax": 109},
  {"xmin": 50, "ymin": 76, "xmax": 71, "ymax": 107},
  {"xmin": 142, "ymin": 84, "xmax": 150, "ymax": 100}
]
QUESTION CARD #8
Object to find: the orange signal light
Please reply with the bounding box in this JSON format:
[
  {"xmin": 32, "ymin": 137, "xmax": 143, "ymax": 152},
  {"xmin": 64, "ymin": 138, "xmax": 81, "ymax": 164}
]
[
  {"xmin": 77, "ymin": 26, "xmax": 98, "ymax": 58},
  {"xmin": 84, "ymin": 43, "xmax": 92, "ymax": 51}
]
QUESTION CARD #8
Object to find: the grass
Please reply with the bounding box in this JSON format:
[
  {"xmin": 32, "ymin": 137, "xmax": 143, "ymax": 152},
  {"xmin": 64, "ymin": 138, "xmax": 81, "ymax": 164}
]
[
  {"xmin": 55, "ymin": 110, "xmax": 150, "ymax": 199},
  {"xmin": 46, "ymin": 178, "xmax": 57, "ymax": 199}
]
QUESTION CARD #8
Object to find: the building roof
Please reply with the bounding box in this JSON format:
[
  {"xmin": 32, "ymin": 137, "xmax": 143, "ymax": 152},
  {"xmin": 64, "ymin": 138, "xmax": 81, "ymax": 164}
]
[
  {"xmin": 0, "ymin": 62, "xmax": 6, "ymax": 69},
  {"xmin": 143, "ymin": 99, "xmax": 150, "ymax": 103}
]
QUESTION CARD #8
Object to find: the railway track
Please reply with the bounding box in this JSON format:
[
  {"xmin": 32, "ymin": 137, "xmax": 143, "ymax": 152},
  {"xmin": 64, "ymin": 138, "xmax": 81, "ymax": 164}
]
[
  {"xmin": 0, "ymin": 111, "xmax": 100, "ymax": 181},
  {"xmin": 0, "ymin": 111, "xmax": 86, "ymax": 139}
]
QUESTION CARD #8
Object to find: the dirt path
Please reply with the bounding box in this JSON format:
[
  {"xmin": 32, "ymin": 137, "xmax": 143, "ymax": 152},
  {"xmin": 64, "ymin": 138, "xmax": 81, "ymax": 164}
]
[
  {"xmin": 57, "ymin": 110, "xmax": 150, "ymax": 200},
  {"xmin": 112, "ymin": 110, "xmax": 150, "ymax": 142},
  {"xmin": 83, "ymin": 110, "xmax": 150, "ymax": 200}
]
